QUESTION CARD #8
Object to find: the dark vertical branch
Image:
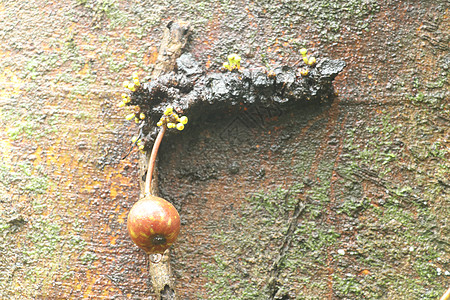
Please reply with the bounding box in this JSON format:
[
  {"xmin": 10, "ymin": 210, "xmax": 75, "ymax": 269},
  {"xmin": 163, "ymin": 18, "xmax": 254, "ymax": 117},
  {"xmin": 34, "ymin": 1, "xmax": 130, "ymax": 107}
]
[{"xmin": 138, "ymin": 20, "xmax": 191, "ymax": 300}]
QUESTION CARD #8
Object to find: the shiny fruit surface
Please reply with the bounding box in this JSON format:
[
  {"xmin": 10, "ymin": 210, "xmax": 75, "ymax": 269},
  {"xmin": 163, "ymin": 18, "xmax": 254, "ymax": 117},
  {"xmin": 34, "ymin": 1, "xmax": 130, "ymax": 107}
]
[{"xmin": 127, "ymin": 195, "xmax": 181, "ymax": 254}]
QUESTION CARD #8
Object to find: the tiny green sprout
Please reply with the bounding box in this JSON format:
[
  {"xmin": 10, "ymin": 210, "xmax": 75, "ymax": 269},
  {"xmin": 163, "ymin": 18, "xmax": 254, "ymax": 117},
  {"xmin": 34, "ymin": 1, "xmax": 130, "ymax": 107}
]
[
  {"xmin": 300, "ymin": 48, "xmax": 308, "ymax": 56},
  {"xmin": 139, "ymin": 113, "xmax": 145, "ymax": 120},
  {"xmin": 176, "ymin": 123, "xmax": 184, "ymax": 131},
  {"xmin": 308, "ymin": 57, "xmax": 316, "ymax": 65},
  {"xmin": 125, "ymin": 113, "xmax": 135, "ymax": 121},
  {"xmin": 118, "ymin": 101, "xmax": 126, "ymax": 108},
  {"xmin": 179, "ymin": 116, "xmax": 188, "ymax": 125},
  {"xmin": 122, "ymin": 80, "xmax": 130, "ymax": 88}
]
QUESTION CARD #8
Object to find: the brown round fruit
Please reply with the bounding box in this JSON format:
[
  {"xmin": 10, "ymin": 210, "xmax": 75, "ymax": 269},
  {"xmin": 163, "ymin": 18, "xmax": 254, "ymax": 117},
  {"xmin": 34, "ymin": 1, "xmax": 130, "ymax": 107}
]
[{"xmin": 127, "ymin": 195, "xmax": 181, "ymax": 254}]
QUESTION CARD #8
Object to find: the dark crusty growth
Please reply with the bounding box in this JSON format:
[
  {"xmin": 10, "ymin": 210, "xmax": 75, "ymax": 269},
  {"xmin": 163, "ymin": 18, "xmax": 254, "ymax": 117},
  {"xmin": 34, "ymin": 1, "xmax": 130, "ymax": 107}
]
[{"xmin": 125, "ymin": 53, "xmax": 346, "ymax": 145}]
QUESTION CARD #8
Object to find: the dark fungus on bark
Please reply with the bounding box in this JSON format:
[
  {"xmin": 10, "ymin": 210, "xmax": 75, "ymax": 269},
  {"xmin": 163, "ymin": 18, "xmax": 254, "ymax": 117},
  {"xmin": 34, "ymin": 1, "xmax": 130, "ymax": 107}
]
[{"xmin": 126, "ymin": 53, "xmax": 346, "ymax": 149}]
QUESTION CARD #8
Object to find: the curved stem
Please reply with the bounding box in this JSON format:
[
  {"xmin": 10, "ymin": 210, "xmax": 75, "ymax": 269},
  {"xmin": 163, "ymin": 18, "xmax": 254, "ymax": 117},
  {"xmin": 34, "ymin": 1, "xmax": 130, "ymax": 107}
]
[
  {"xmin": 145, "ymin": 125, "xmax": 167, "ymax": 195},
  {"xmin": 440, "ymin": 287, "xmax": 450, "ymax": 300}
]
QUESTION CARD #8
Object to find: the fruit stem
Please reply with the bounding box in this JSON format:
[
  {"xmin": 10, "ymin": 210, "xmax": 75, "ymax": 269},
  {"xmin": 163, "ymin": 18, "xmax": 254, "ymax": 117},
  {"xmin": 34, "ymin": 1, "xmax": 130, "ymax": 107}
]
[
  {"xmin": 145, "ymin": 125, "xmax": 166, "ymax": 195},
  {"xmin": 440, "ymin": 287, "xmax": 450, "ymax": 300}
]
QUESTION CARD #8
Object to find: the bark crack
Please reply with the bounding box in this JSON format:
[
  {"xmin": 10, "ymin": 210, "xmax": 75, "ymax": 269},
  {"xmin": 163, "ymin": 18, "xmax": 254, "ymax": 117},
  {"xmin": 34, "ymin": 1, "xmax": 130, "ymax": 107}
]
[{"xmin": 267, "ymin": 190, "xmax": 307, "ymax": 300}]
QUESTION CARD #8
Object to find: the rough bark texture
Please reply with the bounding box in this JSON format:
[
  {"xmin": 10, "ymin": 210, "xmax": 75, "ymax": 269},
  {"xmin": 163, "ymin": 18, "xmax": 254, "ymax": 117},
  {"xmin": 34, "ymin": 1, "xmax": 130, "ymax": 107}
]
[{"xmin": 0, "ymin": 1, "xmax": 448, "ymax": 299}]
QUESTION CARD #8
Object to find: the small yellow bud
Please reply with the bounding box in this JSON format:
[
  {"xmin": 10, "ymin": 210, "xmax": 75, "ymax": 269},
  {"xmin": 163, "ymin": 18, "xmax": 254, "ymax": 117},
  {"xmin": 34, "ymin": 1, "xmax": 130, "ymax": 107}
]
[
  {"xmin": 131, "ymin": 136, "xmax": 138, "ymax": 143},
  {"xmin": 121, "ymin": 93, "xmax": 128, "ymax": 99},
  {"xmin": 167, "ymin": 123, "xmax": 176, "ymax": 129},
  {"xmin": 226, "ymin": 54, "xmax": 241, "ymax": 70},
  {"xmin": 135, "ymin": 117, "xmax": 140, "ymax": 123},
  {"xmin": 138, "ymin": 144, "xmax": 145, "ymax": 150},
  {"xmin": 303, "ymin": 56, "xmax": 309, "ymax": 64},
  {"xmin": 128, "ymin": 83, "xmax": 136, "ymax": 92},
  {"xmin": 123, "ymin": 97, "xmax": 131, "ymax": 104},
  {"xmin": 299, "ymin": 69, "xmax": 309, "ymax": 76},
  {"xmin": 139, "ymin": 113, "xmax": 145, "ymax": 120},
  {"xmin": 308, "ymin": 57, "xmax": 316, "ymax": 65},
  {"xmin": 125, "ymin": 113, "xmax": 135, "ymax": 121},
  {"xmin": 157, "ymin": 121, "xmax": 163, "ymax": 127},
  {"xmin": 133, "ymin": 78, "xmax": 140, "ymax": 86},
  {"xmin": 300, "ymin": 48, "xmax": 307, "ymax": 56},
  {"xmin": 132, "ymin": 72, "xmax": 139, "ymax": 79},
  {"xmin": 180, "ymin": 116, "xmax": 188, "ymax": 125},
  {"xmin": 122, "ymin": 80, "xmax": 130, "ymax": 88},
  {"xmin": 176, "ymin": 123, "xmax": 184, "ymax": 131},
  {"xmin": 118, "ymin": 101, "xmax": 126, "ymax": 107},
  {"xmin": 228, "ymin": 53, "xmax": 236, "ymax": 63},
  {"xmin": 164, "ymin": 106, "xmax": 173, "ymax": 115}
]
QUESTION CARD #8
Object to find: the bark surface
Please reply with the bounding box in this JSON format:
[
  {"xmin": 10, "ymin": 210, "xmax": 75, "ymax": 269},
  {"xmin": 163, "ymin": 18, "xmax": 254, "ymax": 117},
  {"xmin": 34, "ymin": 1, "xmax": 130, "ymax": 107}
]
[{"xmin": 0, "ymin": 1, "xmax": 448, "ymax": 299}]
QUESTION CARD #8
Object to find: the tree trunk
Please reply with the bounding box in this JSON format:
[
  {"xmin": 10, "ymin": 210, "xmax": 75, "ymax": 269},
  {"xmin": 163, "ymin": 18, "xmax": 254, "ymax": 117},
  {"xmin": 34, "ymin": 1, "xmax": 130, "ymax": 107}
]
[{"xmin": 0, "ymin": 1, "xmax": 448, "ymax": 299}]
